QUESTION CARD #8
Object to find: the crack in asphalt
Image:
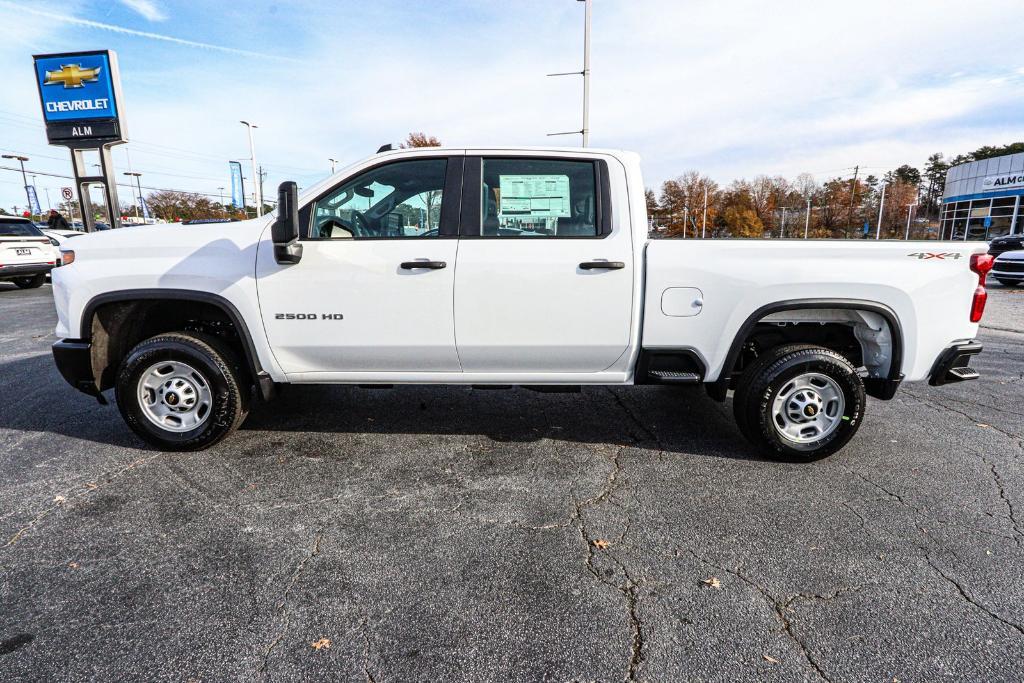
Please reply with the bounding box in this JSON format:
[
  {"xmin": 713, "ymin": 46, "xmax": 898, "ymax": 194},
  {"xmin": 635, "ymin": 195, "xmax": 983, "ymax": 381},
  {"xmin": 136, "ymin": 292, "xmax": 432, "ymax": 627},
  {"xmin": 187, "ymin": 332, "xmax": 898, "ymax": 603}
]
[
  {"xmin": 358, "ymin": 616, "xmax": 377, "ymax": 683},
  {"xmin": 604, "ymin": 386, "xmax": 666, "ymax": 452},
  {"xmin": 846, "ymin": 468, "xmax": 1018, "ymax": 543},
  {"xmin": 983, "ymin": 459, "xmax": 1023, "ymax": 547},
  {"xmin": 902, "ymin": 388, "xmax": 1022, "ymax": 444},
  {"xmin": 2, "ymin": 452, "xmax": 163, "ymax": 548},
  {"xmin": 568, "ymin": 443, "xmax": 645, "ymax": 682},
  {"xmin": 257, "ymin": 528, "xmax": 324, "ymax": 675},
  {"xmin": 687, "ymin": 551, "xmax": 835, "ymax": 683},
  {"xmin": 925, "ymin": 555, "xmax": 1024, "ymax": 639}
]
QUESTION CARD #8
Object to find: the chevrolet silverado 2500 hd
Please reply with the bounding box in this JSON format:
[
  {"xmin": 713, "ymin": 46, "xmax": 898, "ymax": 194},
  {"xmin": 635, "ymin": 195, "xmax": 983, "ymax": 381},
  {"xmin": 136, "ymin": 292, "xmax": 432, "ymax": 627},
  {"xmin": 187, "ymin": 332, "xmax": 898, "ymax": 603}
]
[{"xmin": 50, "ymin": 147, "xmax": 993, "ymax": 459}]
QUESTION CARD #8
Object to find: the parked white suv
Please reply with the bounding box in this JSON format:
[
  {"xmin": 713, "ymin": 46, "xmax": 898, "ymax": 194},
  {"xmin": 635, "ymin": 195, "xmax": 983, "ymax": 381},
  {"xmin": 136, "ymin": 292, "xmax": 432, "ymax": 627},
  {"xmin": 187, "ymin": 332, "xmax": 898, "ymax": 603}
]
[
  {"xmin": 51, "ymin": 147, "xmax": 993, "ymax": 459},
  {"xmin": 1, "ymin": 216, "xmax": 59, "ymax": 289}
]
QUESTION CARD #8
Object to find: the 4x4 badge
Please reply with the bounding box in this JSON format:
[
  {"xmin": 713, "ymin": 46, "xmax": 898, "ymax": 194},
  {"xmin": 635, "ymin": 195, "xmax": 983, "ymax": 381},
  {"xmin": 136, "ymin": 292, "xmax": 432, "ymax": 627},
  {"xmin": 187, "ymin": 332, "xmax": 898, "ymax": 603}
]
[{"xmin": 907, "ymin": 252, "xmax": 962, "ymax": 260}]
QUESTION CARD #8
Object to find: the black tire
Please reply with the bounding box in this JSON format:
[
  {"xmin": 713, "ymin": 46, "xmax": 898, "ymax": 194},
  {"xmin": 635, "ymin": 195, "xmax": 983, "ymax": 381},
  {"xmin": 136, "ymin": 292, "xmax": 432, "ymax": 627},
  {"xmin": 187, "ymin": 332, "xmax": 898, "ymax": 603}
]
[
  {"xmin": 115, "ymin": 332, "xmax": 250, "ymax": 451},
  {"xmin": 13, "ymin": 274, "xmax": 46, "ymax": 289},
  {"xmin": 732, "ymin": 343, "xmax": 818, "ymax": 443},
  {"xmin": 732, "ymin": 345, "xmax": 865, "ymax": 462}
]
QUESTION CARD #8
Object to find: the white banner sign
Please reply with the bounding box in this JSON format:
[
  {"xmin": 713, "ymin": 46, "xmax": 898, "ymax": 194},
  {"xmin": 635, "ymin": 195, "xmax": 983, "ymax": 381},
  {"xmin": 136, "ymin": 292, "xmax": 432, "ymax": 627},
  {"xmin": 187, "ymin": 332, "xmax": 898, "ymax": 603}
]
[{"xmin": 982, "ymin": 173, "xmax": 1024, "ymax": 190}]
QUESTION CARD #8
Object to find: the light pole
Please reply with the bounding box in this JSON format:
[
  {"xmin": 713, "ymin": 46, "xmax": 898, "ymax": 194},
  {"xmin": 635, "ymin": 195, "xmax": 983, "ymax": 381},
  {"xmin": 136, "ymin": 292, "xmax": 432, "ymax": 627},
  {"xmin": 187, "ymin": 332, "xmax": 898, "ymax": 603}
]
[
  {"xmin": 780, "ymin": 206, "xmax": 788, "ymax": 239},
  {"xmin": 2, "ymin": 154, "xmax": 31, "ymax": 216},
  {"xmin": 240, "ymin": 120, "xmax": 262, "ymax": 217},
  {"xmin": 218, "ymin": 186, "xmax": 225, "ymax": 206},
  {"xmin": 329, "ymin": 158, "xmax": 338, "ymax": 174},
  {"xmin": 546, "ymin": 0, "xmax": 591, "ymax": 147},
  {"xmin": 804, "ymin": 198, "xmax": 812, "ymax": 239},
  {"xmin": 875, "ymin": 182, "xmax": 887, "ymax": 240},
  {"xmin": 123, "ymin": 172, "xmax": 144, "ymax": 219},
  {"xmin": 905, "ymin": 202, "xmax": 917, "ymax": 240}
]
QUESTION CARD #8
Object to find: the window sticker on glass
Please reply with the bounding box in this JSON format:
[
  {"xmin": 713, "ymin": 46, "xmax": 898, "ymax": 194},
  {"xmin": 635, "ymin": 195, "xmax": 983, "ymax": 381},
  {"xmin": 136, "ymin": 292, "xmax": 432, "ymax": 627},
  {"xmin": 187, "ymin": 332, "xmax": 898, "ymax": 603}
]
[{"xmin": 498, "ymin": 175, "xmax": 571, "ymax": 219}]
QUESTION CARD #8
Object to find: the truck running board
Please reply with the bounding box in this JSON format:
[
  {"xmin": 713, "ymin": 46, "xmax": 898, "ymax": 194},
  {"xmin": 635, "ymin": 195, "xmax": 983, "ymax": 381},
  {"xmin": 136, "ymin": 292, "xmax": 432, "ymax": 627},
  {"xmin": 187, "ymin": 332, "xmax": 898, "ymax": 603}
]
[{"xmin": 647, "ymin": 370, "xmax": 702, "ymax": 384}]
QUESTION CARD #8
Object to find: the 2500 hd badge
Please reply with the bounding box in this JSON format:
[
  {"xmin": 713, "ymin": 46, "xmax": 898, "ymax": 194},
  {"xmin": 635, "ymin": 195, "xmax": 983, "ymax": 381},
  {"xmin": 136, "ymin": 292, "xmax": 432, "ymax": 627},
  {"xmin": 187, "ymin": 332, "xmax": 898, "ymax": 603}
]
[{"xmin": 274, "ymin": 313, "xmax": 344, "ymax": 320}]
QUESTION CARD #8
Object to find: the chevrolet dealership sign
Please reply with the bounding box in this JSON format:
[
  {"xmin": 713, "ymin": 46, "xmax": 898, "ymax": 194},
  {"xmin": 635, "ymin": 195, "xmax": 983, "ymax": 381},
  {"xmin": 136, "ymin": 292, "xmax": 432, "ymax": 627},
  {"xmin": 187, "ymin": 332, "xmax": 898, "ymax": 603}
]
[
  {"xmin": 33, "ymin": 50, "xmax": 127, "ymax": 144},
  {"xmin": 982, "ymin": 173, "xmax": 1024, "ymax": 190}
]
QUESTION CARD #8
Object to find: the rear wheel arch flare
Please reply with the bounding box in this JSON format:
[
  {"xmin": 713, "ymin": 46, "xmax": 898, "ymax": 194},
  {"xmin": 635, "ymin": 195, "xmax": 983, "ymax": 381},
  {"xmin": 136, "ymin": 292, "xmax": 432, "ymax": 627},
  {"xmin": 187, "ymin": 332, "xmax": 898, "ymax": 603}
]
[{"xmin": 712, "ymin": 298, "xmax": 904, "ymax": 398}]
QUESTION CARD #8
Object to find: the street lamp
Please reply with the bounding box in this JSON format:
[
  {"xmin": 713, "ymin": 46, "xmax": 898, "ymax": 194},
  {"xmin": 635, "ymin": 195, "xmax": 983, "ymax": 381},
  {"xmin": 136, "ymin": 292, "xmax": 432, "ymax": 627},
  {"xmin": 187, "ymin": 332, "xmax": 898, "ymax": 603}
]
[
  {"xmin": 240, "ymin": 120, "xmax": 262, "ymax": 217},
  {"xmin": 905, "ymin": 202, "xmax": 917, "ymax": 240},
  {"xmin": 217, "ymin": 186, "xmax": 225, "ymax": 205},
  {"xmin": 875, "ymin": 181, "xmax": 887, "ymax": 240},
  {"xmin": 123, "ymin": 172, "xmax": 144, "ymax": 220},
  {"xmin": 2, "ymin": 154, "xmax": 31, "ymax": 215},
  {"xmin": 328, "ymin": 158, "xmax": 338, "ymax": 174}
]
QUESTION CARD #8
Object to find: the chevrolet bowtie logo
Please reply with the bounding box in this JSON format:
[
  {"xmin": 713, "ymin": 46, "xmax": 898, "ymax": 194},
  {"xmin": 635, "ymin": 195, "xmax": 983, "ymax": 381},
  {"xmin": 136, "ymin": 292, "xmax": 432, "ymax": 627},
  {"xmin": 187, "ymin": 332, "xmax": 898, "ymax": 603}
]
[{"xmin": 44, "ymin": 64, "xmax": 101, "ymax": 89}]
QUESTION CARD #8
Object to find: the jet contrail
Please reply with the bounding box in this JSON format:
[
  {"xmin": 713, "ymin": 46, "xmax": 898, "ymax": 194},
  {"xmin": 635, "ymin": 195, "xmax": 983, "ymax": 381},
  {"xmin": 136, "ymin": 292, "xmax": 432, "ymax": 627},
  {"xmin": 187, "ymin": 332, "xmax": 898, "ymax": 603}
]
[{"xmin": 4, "ymin": 2, "xmax": 301, "ymax": 62}]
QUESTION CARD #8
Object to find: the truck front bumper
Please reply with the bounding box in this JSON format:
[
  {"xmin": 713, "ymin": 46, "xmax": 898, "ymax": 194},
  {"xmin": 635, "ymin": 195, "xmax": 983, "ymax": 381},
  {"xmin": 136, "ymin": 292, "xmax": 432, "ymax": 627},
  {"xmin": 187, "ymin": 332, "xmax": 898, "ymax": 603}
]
[
  {"xmin": 52, "ymin": 339, "xmax": 105, "ymax": 402},
  {"xmin": 928, "ymin": 341, "xmax": 983, "ymax": 386}
]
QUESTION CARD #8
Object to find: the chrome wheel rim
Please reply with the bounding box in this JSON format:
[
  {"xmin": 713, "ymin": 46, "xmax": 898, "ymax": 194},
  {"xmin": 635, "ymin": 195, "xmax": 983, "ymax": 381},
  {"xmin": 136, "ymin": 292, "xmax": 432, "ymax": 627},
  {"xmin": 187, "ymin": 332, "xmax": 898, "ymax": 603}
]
[
  {"xmin": 771, "ymin": 372, "xmax": 845, "ymax": 445},
  {"xmin": 137, "ymin": 360, "xmax": 213, "ymax": 433}
]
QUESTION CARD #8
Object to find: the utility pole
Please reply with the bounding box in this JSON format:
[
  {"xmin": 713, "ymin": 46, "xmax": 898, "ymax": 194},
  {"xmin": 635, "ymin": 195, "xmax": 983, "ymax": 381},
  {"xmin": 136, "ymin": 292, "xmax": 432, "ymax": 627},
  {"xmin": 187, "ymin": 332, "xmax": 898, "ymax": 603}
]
[
  {"xmin": 804, "ymin": 198, "xmax": 811, "ymax": 238},
  {"xmin": 780, "ymin": 207, "xmax": 787, "ymax": 238},
  {"xmin": 847, "ymin": 165, "xmax": 859, "ymax": 238},
  {"xmin": 123, "ymin": 172, "xmax": 143, "ymax": 218},
  {"xmin": 905, "ymin": 202, "xmax": 917, "ymax": 240},
  {"xmin": 875, "ymin": 182, "xmax": 887, "ymax": 240},
  {"xmin": 240, "ymin": 121, "xmax": 262, "ymax": 217},
  {"xmin": 701, "ymin": 186, "xmax": 708, "ymax": 238},
  {"xmin": 2, "ymin": 154, "xmax": 31, "ymax": 216},
  {"xmin": 546, "ymin": 0, "xmax": 591, "ymax": 146},
  {"xmin": 259, "ymin": 165, "xmax": 267, "ymax": 212},
  {"xmin": 329, "ymin": 158, "xmax": 338, "ymax": 174},
  {"xmin": 682, "ymin": 206, "xmax": 688, "ymax": 239},
  {"xmin": 218, "ymin": 186, "xmax": 225, "ymax": 206}
]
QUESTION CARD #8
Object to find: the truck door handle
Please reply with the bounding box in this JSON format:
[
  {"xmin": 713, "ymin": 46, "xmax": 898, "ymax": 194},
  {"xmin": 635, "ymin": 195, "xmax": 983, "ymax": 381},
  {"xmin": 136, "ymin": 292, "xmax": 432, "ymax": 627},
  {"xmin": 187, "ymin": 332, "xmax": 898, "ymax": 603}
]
[
  {"xmin": 579, "ymin": 261, "xmax": 625, "ymax": 270},
  {"xmin": 400, "ymin": 260, "xmax": 447, "ymax": 270}
]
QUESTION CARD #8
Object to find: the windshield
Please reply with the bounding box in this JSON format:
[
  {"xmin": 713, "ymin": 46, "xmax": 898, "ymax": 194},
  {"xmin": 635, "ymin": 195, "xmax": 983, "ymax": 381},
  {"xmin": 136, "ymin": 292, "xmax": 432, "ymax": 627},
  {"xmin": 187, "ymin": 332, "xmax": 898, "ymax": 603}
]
[{"xmin": 0, "ymin": 221, "xmax": 43, "ymax": 238}]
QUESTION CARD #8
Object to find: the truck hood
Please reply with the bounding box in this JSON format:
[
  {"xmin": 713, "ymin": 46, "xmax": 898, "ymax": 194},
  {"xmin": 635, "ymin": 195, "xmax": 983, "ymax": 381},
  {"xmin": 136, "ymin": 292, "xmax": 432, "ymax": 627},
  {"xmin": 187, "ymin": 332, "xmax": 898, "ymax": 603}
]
[{"xmin": 64, "ymin": 218, "xmax": 270, "ymax": 257}]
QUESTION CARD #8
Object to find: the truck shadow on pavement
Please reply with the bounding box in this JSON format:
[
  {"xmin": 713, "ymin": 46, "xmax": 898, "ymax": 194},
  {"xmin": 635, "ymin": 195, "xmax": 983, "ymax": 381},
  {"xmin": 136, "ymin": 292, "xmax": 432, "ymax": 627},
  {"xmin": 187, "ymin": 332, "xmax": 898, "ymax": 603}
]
[
  {"xmin": 238, "ymin": 382, "xmax": 763, "ymax": 462},
  {"xmin": 0, "ymin": 352, "xmax": 762, "ymax": 460}
]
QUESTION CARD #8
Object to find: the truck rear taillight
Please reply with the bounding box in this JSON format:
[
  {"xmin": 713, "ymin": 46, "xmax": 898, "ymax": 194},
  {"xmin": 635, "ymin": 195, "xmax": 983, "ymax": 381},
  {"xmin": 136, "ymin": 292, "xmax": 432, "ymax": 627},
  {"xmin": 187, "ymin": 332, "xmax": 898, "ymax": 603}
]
[{"xmin": 969, "ymin": 253, "xmax": 994, "ymax": 323}]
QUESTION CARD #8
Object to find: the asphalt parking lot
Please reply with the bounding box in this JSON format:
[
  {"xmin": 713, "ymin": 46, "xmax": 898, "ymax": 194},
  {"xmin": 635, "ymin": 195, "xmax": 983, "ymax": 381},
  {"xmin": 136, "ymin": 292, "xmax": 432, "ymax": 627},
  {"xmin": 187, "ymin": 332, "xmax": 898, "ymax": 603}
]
[{"xmin": 1, "ymin": 282, "xmax": 1022, "ymax": 682}]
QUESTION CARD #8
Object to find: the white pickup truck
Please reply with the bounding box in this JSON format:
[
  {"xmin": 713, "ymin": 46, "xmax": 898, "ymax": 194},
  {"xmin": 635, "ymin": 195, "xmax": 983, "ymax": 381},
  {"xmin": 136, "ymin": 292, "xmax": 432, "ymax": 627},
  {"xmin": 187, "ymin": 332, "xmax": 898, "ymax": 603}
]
[{"xmin": 51, "ymin": 147, "xmax": 993, "ymax": 460}]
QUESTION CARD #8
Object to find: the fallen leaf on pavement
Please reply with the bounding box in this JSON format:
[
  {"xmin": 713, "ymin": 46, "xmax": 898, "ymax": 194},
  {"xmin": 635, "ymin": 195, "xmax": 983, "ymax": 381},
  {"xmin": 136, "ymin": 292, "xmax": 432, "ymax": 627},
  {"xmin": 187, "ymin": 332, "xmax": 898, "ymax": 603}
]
[
  {"xmin": 311, "ymin": 638, "xmax": 331, "ymax": 651},
  {"xmin": 53, "ymin": 495, "xmax": 66, "ymax": 503},
  {"xmin": 763, "ymin": 654, "xmax": 779, "ymax": 664},
  {"xmin": 976, "ymin": 423, "xmax": 989, "ymax": 428},
  {"xmin": 85, "ymin": 482, "xmax": 98, "ymax": 490},
  {"xmin": 68, "ymin": 562, "xmax": 79, "ymax": 569},
  {"xmin": 703, "ymin": 577, "xmax": 722, "ymax": 589},
  {"xmin": 592, "ymin": 539, "xmax": 611, "ymax": 550}
]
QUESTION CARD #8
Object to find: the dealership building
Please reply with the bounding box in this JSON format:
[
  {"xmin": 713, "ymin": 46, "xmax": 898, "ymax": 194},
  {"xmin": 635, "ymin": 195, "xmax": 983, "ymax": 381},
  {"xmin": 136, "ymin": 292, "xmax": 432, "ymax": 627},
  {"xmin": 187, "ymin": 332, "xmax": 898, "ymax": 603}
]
[{"xmin": 942, "ymin": 154, "xmax": 1024, "ymax": 240}]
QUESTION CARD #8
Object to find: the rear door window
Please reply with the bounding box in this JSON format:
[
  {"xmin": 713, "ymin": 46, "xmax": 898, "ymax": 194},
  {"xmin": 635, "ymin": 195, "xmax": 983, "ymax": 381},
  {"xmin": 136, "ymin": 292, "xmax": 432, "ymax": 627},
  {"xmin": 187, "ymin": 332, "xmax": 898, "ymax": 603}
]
[{"xmin": 479, "ymin": 159, "xmax": 599, "ymax": 237}]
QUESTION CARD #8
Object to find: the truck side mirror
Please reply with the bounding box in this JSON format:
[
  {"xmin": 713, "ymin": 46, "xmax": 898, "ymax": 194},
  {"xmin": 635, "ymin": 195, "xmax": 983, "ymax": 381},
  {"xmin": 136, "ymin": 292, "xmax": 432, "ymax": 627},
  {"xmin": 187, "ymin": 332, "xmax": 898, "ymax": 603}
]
[{"xmin": 272, "ymin": 181, "xmax": 303, "ymax": 264}]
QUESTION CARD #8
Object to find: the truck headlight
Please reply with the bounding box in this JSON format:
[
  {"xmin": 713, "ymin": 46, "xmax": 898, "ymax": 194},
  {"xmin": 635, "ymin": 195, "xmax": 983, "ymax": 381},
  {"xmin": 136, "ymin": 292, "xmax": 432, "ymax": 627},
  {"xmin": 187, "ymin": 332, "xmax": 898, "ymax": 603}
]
[{"xmin": 61, "ymin": 250, "xmax": 75, "ymax": 265}]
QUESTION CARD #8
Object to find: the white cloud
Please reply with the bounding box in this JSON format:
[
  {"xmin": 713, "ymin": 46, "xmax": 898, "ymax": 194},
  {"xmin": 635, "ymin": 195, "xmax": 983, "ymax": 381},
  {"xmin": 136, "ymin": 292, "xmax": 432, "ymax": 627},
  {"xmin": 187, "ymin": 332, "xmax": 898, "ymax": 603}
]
[{"xmin": 118, "ymin": 0, "xmax": 166, "ymax": 22}]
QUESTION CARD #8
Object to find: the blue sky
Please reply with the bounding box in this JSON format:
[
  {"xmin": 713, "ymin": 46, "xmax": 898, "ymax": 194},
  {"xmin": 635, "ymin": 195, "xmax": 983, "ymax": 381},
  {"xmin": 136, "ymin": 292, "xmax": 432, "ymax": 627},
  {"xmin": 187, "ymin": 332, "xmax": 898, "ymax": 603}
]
[{"xmin": 2, "ymin": 0, "xmax": 1024, "ymax": 213}]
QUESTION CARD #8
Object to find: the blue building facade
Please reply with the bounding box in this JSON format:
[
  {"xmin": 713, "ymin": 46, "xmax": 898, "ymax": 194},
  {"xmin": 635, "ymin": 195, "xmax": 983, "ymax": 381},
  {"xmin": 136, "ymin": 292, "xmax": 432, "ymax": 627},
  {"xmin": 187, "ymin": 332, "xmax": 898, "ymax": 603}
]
[{"xmin": 941, "ymin": 153, "xmax": 1024, "ymax": 240}]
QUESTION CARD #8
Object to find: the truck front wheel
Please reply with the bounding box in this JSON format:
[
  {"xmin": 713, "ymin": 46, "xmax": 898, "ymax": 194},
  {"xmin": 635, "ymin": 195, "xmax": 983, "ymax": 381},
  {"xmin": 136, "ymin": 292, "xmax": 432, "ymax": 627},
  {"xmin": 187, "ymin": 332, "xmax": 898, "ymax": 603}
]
[
  {"xmin": 732, "ymin": 344, "xmax": 865, "ymax": 461},
  {"xmin": 116, "ymin": 333, "xmax": 249, "ymax": 451}
]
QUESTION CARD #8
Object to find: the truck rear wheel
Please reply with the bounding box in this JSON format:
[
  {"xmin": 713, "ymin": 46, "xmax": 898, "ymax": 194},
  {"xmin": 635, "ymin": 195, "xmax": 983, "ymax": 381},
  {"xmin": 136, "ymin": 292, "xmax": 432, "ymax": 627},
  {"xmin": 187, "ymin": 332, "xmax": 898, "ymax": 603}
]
[
  {"xmin": 115, "ymin": 332, "xmax": 249, "ymax": 451},
  {"xmin": 732, "ymin": 344, "xmax": 865, "ymax": 461}
]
